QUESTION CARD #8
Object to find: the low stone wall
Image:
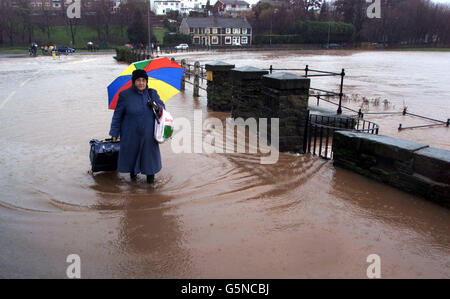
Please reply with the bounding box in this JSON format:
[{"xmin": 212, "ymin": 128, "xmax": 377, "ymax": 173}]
[{"xmin": 333, "ymin": 131, "xmax": 450, "ymax": 208}]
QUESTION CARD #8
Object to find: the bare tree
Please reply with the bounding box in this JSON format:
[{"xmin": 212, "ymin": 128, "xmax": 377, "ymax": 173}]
[
  {"xmin": 61, "ymin": 0, "xmax": 80, "ymax": 46},
  {"xmin": 87, "ymin": 0, "xmax": 114, "ymax": 42}
]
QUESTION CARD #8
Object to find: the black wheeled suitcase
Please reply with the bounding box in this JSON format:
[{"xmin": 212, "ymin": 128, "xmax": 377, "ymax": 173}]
[{"xmin": 89, "ymin": 138, "xmax": 120, "ymax": 172}]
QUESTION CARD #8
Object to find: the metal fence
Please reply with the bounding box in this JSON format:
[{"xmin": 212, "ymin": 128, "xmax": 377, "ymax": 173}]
[
  {"xmin": 266, "ymin": 65, "xmax": 347, "ymax": 115},
  {"xmin": 305, "ymin": 113, "xmax": 380, "ymax": 160},
  {"xmin": 360, "ymin": 107, "xmax": 449, "ymax": 131},
  {"xmin": 182, "ymin": 61, "xmax": 207, "ymax": 96}
]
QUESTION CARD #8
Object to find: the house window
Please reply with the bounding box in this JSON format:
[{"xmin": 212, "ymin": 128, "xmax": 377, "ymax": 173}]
[
  {"xmin": 226, "ymin": 28, "xmax": 231, "ymax": 34},
  {"xmin": 233, "ymin": 28, "xmax": 240, "ymax": 34},
  {"xmin": 194, "ymin": 37, "xmax": 200, "ymax": 44},
  {"xmin": 212, "ymin": 36, "xmax": 219, "ymax": 44},
  {"xmin": 206, "ymin": 28, "xmax": 210, "ymax": 34},
  {"xmin": 241, "ymin": 36, "xmax": 248, "ymax": 44},
  {"xmin": 242, "ymin": 28, "xmax": 247, "ymax": 34},
  {"xmin": 225, "ymin": 36, "xmax": 231, "ymax": 44},
  {"xmin": 190, "ymin": 28, "xmax": 194, "ymax": 33},
  {"xmin": 212, "ymin": 28, "xmax": 217, "ymax": 34}
]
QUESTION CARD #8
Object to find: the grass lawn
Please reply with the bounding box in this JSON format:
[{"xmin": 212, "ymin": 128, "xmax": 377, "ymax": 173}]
[
  {"xmin": 31, "ymin": 25, "xmax": 127, "ymax": 49},
  {"xmin": 152, "ymin": 28, "xmax": 168, "ymax": 44},
  {"xmin": 0, "ymin": 48, "xmax": 29, "ymax": 54},
  {"xmin": 2, "ymin": 26, "xmax": 170, "ymax": 51}
]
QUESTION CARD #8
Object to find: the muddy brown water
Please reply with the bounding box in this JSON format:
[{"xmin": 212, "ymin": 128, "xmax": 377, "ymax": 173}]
[{"xmin": 0, "ymin": 51, "xmax": 448, "ymax": 278}]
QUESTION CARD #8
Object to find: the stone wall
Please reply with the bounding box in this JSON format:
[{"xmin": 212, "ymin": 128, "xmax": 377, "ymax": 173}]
[
  {"xmin": 205, "ymin": 62, "xmax": 235, "ymax": 112},
  {"xmin": 333, "ymin": 131, "xmax": 450, "ymax": 207},
  {"xmin": 231, "ymin": 67, "xmax": 268, "ymax": 119},
  {"xmin": 262, "ymin": 73, "xmax": 310, "ymax": 153}
]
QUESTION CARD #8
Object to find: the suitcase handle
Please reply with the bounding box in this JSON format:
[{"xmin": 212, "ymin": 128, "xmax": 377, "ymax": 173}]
[{"xmin": 104, "ymin": 138, "xmax": 120, "ymax": 143}]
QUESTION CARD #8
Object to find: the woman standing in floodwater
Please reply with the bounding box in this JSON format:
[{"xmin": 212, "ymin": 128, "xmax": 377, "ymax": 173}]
[{"xmin": 109, "ymin": 69, "xmax": 165, "ymax": 184}]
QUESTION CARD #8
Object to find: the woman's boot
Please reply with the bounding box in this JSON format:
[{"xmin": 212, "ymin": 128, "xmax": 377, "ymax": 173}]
[{"xmin": 147, "ymin": 174, "xmax": 155, "ymax": 184}]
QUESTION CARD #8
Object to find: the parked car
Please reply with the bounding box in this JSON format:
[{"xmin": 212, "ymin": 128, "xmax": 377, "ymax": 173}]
[
  {"xmin": 323, "ymin": 43, "xmax": 342, "ymax": 49},
  {"xmin": 175, "ymin": 43, "xmax": 189, "ymax": 50},
  {"xmin": 55, "ymin": 45, "xmax": 75, "ymax": 54}
]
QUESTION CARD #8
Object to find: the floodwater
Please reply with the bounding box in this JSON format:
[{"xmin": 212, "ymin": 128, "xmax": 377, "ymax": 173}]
[
  {"xmin": 180, "ymin": 49, "xmax": 450, "ymax": 150},
  {"xmin": 0, "ymin": 51, "xmax": 448, "ymax": 278}
]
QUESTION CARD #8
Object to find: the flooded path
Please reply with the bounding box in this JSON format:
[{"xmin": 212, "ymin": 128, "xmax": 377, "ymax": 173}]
[{"xmin": 0, "ymin": 52, "xmax": 448, "ymax": 278}]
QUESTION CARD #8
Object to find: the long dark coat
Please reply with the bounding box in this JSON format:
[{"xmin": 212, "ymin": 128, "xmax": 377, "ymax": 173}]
[{"xmin": 109, "ymin": 86, "xmax": 165, "ymax": 175}]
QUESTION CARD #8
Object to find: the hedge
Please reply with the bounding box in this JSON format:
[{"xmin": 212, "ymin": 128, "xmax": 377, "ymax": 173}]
[
  {"xmin": 254, "ymin": 21, "xmax": 354, "ymax": 45},
  {"xmin": 114, "ymin": 46, "xmax": 133, "ymax": 62},
  {"xmin": 254, "ymin": 35, "xmax": 304, "ymax": 44},
  {"xmin": 163, "ymin": 33, "xmax": 191, "ymax": 46},
  {"xmin": 296, "ymin": 21, "xmax": 354, "ymax": 43}
]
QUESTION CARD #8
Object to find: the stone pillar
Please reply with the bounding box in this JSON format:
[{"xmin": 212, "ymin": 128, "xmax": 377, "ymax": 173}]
[
  {"xmin": 180, "ymin": 59, "xmax": 186, "ymax": 91},
  {"xmin": 193, "ymin": 61, "xmax": 200, "ymax": 97},
  {"xmin": 261, "ymin": 72, "xmax": 310, "ymax": 153},
  {"xmin": 230, "ymin": 66, "xmax": 268, "ymax": 119},
  {"xmin": 204, "ymin": 61, "xmax": 235, "ymax": 111}
]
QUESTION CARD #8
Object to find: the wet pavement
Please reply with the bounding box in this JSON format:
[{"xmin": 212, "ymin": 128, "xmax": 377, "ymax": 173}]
[{"xmin": 0, "ymin": 51, "xmax": 448, "ymax": 278}]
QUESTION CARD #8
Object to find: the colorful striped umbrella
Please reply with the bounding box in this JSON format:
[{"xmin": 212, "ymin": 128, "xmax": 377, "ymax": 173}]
[{"xmin": 107, "ymin": 57, "xmax": 184, "ymax": 110}]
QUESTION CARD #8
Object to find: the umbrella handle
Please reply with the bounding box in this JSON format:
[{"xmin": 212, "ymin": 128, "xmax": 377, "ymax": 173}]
[{"xmin": 147, "ymin": 91, "xmax": 161, "ymax": 123}]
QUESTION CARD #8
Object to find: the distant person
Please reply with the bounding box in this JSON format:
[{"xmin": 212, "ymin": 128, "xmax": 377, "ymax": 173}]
[
  {"xmin": 29, "ymin": 43, "xmax": 37, "ymax": 56},
  {"xmin": 109, "ymin": 69, "xmax": 165, "ymax": 184}
]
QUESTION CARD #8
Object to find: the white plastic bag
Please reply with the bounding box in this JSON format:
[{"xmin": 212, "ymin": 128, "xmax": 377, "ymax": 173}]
[{"xmin": 154, "ymin": 109, "xmax": 174, "ymax": 143}]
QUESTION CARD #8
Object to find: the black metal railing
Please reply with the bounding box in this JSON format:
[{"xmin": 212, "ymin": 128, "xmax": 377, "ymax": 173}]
[
  {"xmin": 306, "ymin": 113, "xmax": 380, "ymax": 160},
  {"xmin": 310, "ymin": 93, "xmax": 360, "ymax": 115},
  {"xmin": 359, "ymin": 107, "xmax": 449, "ymax": 131},
  {"xmin": 266, "ymin": 64, "xmax": 346, "ymax": 115}
]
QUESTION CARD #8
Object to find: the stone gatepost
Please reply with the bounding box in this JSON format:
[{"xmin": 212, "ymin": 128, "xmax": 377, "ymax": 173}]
[
  {"xmin": 204, "ymin": 61, "xmax": 235, "ymax": 111},
  {"xmin": 193, "ymin": 61, "xmax": 200, "ymax": 97},
  {"xmin": 180, "ymin": 59, "xmax": 186, "ymax": 91},
  {"xmin": 230, "ymin": 66, "xmax": 269, "ymax": 119},
  {"xmin": 261, "ymin": 72, "xmax": 311, "ymax": 153}
]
